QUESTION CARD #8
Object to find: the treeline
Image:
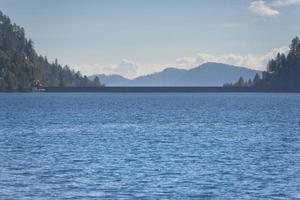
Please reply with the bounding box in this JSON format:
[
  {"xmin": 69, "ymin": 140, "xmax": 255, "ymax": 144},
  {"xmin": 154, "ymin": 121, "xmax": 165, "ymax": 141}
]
[
  {"xmin": 256, "ymin": 37, "xmax": 300, "ymax": 90},
  {"xmin": 224, "ymin": 74, "xmax": 261, "ymax": 87},
  {"xmin": 0, "ymin": 11, "xmax": 103, "ymax": 91},
  {"xmin": 226, "ymin": 37, "xmax": 300, "ymax": 90}
]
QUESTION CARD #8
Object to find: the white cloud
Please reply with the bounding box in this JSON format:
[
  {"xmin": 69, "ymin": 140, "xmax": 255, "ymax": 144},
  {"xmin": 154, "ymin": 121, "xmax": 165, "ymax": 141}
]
[
  {"xmin": 73, "ymin": 47, "xmax": 289, "ymax": 78},
  {"xmin": 113, "ymin": 59, "xmax": 138, "ymax": 79},
  {"xmin": 249, "ymin": 0, "xmax": 280, "ymax": 16},
  {"xmin": 175, "ymin": 47, "xmax": 289, "ymax": 71},
  {"xmin": 72, "ymin": 63, "xmax": 114, "ymax": 76},
  {"xmin": 271, "ymin": 0, "xmax": 300, "ymax": 6},
  {"xmin": 73, "ymin": 61, "xmax": 161, "ymax": 79}
]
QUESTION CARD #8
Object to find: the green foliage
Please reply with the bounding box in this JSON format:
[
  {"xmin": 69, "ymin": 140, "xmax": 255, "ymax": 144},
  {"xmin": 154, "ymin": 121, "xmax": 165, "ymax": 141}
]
[
  {"xmin": 227, "ymin": 37, "xmax": 300, "ymax": 90},
  {"xmin": 0, "ymin": 11, "xmax": 103, "ymax": 91},
  {"xmin": 255, "ymin": 37, "xmax": 300, "ymax": 90},
  {"xmin": 224, "ymin": 76, "xmax": 252, "ymax": 87},
  {"xmin": 253, "ymin": 73, "xmax": 261, "ymax": 85}
]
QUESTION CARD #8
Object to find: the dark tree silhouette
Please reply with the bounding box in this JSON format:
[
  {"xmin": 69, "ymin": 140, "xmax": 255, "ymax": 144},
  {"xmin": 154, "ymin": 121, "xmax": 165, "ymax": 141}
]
[
  {"xmin": 226, "ymin": 37, "xmax": 300, "ymax": 90},
  {"xmin": 254, "ymin": 37, "xmax": 300, "ymax": 90},
  {"xmin": 253, "ymin": 73, "xmax": 261, "ymax": 85}
]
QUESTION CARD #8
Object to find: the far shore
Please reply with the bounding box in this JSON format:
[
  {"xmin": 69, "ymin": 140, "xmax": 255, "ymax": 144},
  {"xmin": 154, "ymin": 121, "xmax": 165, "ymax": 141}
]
[{"xmin": 38, "ymin": 87, "xmax": 300, "ymax": 93}]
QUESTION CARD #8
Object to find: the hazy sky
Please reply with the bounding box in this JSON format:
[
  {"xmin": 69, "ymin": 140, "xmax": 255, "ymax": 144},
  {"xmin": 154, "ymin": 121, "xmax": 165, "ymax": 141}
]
[{"xmin": 1, "ymin": 0, "xmax": 300, "ymax": 78}]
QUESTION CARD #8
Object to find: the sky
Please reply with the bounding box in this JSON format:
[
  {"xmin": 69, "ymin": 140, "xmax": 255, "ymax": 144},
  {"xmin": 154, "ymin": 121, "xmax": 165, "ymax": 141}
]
[{"xmin": 0, "ymin": 0, "xmax": 300, "ymax": 78}]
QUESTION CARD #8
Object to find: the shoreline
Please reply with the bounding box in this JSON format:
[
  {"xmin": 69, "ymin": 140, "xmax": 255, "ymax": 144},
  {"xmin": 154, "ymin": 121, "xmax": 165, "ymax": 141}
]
[
  {"xmin": 2, "ymin": 87, "xmax": 300, "ymax": 93},
  {"xmin": 41, "ymin": 87, "xmax": 300, "ymax": 93}
]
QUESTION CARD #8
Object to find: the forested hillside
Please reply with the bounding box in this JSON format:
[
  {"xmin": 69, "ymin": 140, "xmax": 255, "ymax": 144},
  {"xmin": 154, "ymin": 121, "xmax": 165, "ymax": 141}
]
[
  {"xmin": 226, "ymin": 37, "xmax": 300, "ymax": 90},
  {"xmin": 255, "ymin": 37, "xmax": 300, "ymax": 90},
  {"xmin": 0, "ymin": 11, "xmax": 102, "ymax": 91}
]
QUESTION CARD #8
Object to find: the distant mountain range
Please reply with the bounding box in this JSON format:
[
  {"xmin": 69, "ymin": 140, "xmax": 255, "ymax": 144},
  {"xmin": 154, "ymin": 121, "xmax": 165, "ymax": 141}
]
[{"xmin": 89, "ymin": 62, "xmax": 262, "ymax": 86}]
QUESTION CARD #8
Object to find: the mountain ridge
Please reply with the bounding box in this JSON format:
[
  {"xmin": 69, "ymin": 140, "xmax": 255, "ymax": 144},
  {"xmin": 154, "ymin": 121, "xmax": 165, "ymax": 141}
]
[{"xmin": 90, "ymin": 62, "xmax": 262, "ymax": 86}]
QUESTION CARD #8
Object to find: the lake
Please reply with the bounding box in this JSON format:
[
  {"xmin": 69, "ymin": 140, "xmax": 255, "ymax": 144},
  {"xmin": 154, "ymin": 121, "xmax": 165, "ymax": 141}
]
[{"xmin": 0, "ymin": 93, "xmax": 300, "ymax": 199}]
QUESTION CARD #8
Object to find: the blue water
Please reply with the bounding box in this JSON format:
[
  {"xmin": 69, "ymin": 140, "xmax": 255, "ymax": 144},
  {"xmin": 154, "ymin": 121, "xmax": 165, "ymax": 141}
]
[{"xmin": 0, "ymin": 93, "xmax": 300, "ymax": 199}]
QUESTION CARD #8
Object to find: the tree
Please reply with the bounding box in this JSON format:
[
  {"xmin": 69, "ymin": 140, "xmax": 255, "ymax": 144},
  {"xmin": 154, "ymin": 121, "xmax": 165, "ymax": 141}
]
[
  {"xmin": 26, "ymin": 39, "xmax": 35, "ymax": 61},
  {"xmin": 290, "ymin": 37, "xmax": 300, "ymax": 56},
  {"xmin": 6, "ymin": 71, "xmax": 17, "ymax": 90},
  {"xmin": 83, "ymin": 76, "xmax": 89, "ymax": 87},
  {"xmin": 253, "ymin": 73, "xmax": 260, "ymax": 84},
  {"xmin": 91, "ymin": 76, "xmax": 101, "ymax": 87},
  {"xmin": 235, "ymin": 77, "xmax": 246, "ymax": 87},
  {"xmin": 0, "ymin": 77, "xmax": 6, "ymax": 91},
  {"xmin": 267, "ymin": 59, "xmax": 277, "ymax": 73},
  {"xmin": 248, "ymin": 79, "xmax": 252, "ymax": 86}
]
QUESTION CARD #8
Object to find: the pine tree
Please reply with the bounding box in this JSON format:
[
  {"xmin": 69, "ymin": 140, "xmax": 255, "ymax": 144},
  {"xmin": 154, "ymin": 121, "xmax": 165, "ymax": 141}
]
[{"xmin": 253, "ymin": 73, "xmax": 260, "ymax": 84}]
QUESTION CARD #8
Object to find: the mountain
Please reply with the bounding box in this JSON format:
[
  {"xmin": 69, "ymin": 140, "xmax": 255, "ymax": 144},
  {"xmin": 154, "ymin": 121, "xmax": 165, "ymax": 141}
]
[
  {"xmin": 132, "ymin": 68, "xmax": 188, "ymax": 86},
  {"xmin": 0, "ymin": 11, "xmax": 102, "ymax": 91},
  {"xmin": 90, "ymin": 62, "xmax": 262, "ymax": 86},
  {"xmin": 88, "ymin": 74, "xmax": 131, "ymax": 86}
]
